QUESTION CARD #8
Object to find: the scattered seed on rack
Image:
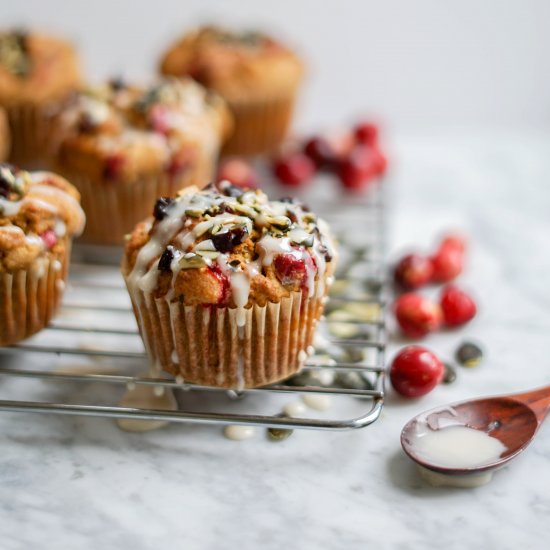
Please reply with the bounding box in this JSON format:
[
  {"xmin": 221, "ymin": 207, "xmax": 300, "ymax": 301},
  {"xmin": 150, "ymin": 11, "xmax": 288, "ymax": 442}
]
[
  {"xmin": 267, "ymin": 427, "xmax": 294, "ymax": 441},
  {"xmin": 456, "ymin": 342, "xmax": 484, "ymax": 368},
  {"xmin": 442, "ymin": 363, "xmax": 457, "ymax": 384},
  {"xmin": 335, "ymin": 371, "xmax": 374, "ymax": 392}
]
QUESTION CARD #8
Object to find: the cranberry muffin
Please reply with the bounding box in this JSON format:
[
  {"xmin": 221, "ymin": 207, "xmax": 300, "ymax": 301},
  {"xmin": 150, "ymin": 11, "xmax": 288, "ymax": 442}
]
[
  {"xmin": 0, "ymin": 106, "xmax": 9, "ymax": 161},
  {"xmin": 0, "ymin": 164, "xmax": 85, "ymax": 345},
  {"xmin": 0, "ymin": 29, "xmax": 80, "ymax": 167},
  {"xmin": 159, "ymin": 26, "xmax": 303, "ymax": 156},
  {"xmin": 122, "ymin": 181, "xmax": 335, "ymax": 389},
  {"xmin": 55, "ymin": 77, "xmax": 231, "ymax": 245}
]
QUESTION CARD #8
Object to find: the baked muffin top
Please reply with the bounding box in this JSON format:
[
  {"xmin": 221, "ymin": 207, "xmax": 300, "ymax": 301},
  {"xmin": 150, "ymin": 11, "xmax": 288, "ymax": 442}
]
[
  {"xmin": 0, "ymin": 30, "xmax": 80, "ymax": 107},
  {"xmin": 56, "ymin": 77, "xmax": 231, "ymax": 184},
  {"xmin": 159, "ymin": 26, "xmax": 303, "ymax": 101},
  {"xmin": 0, "ymin": 164, "xmax": 85, "ymax": 273},
  {"xmin": 123, "ymin": 181, "xmax": 335, "ymax": 325}
]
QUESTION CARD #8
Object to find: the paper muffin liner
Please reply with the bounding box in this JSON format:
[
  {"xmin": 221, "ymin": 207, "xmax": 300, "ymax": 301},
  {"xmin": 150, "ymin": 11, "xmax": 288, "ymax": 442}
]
[
  {"xmin": 222, "ymin": 94, "xmax": 297, "ymax": 156},
  {"xmin": 127, "ymin": 283, "xmax": 326, "ymax": 389},
  {"xmin": 5, "ymin": 100, "xmax": 67, "ymax": 169},
  {"xmin": 0, "ymin": 241, "xmax": 71, "ymax": 346},
  {"xmin": 63, "ymin": 157, "xmax": 216, "ymax": 246}
]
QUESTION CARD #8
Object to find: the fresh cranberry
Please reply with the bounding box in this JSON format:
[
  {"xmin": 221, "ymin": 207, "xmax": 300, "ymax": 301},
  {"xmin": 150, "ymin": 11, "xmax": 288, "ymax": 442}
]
[
  {"xmin": 371, "ymin": 146, "xmax": 388, "ymax": 175},
  {"xmin": 439, "ymin": 234, "xmax": 466, "ymax": 254},
  {"xmin": 431, "ymin": 239, "xmax": 465, "ymax": 283},
  {"xmin": 103, "ymin": 154, "xmax": 125, "ymax": 180},
  {"xmin": 354, "ymin": 121, "xmax": 379, "ymax": 146},
  {"xmin": 337, "ymin": 145, "xmax": 376, "ymax": 191},
  {"xmin": 390, "ymin": 345, "xmax": 444, "ymax": 398},
  {"xmin": 273, "ymin": 251, "xmax": 314, "ymax": 287},
  {"xmin": 211, "ymin": 226, "xmax": 248, "ymax": 253},
  {"xmin": 167, "ymin": 151, "xmax": 192, "ymax": 177},
  {"xmin": 440, "ymin": 285, "xmax": 477, "ymax": 326},
  {"xmin": 303, "ymin": 136, "xmax": 337, "ymax": 168},
  {"xmin": 40, "ymin": 229, "xmax": 57, "ymax": 250},
  {"xmin": 208, "ymin": 264, "xmax": 231, "ymax": 305},
  {"xmin": 149, "ymin": 104, "xmax": 171, "ymax": 135},
  {"xmin": 273, "ymin": 152, "xmax": 316, "ymax": 186},
  {"xmin": 394, "ymin": 293, "xmax": 442, "ymax": 338},
  {"xmin": 217, "ymin": 158, "xmax": 258, "ymax": 189},
  {"xmin": 394, "ymin": 254, "xmax": 434, "ymax": 290}
]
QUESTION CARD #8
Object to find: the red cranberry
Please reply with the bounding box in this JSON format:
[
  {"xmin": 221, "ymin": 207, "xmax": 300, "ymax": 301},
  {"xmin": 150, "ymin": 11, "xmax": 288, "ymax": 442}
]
[
  {"xmin": 303, "ymin": 136, "xmax": 337, "ymax": 168},
  {"xmin": 439, "ymin": 234, "xmax": 466, "ymax": 254},
  {"xmin": 208, "ymin": 264, "xmax": 231, "ymax": 305},
  {"xmin": 354, "ymin": 121, "xmax": 379, "ymax": 146},
  {"xmin": 394, "ymin": 254, "xmax": 434, "ymax": 290},
  {"xmin": 390, "ymin": 345, "xmax": 444, "ymax": 398},
  {"xmin": 149, "ymin": 104, "xmax": 171, "ymax": 135},
  {"xmin": 217, "ymin": 158, "xmax": 258, "ymax": 189},
  {"xmin": 371, "ymin": 146, "xmax": 388, "ymax": 175},
  {"xmin": 273, "ymin": 251, "xmax": 314, "ymax": 287},
  {"xmin": 440, "ymin": 285, "xmax": 477, "ymax": 326},
  {"xmin": 103, "ymin": 154, "xmax": 125, "ymax": 180},
  {"xmin": 167, "ymin": 151, "xmax": 192, "ymax": 177},
  {"xmin": 431, "ymin": 240, "xmax": 465, "ymax": 283},
  {"xmin": 394, "ymin": 293, "xmax": 442, "ymax": 338},
  {"xmin": 273, "ymin": 152, "xmax": 316, "ymax": 186},
  {"xmin": 337, "ymin": 145, "xmax": 376, "ymax": 191},
  {"xmin": 40, "ymin": 229, "xmax": 57, "ymax": 250}
]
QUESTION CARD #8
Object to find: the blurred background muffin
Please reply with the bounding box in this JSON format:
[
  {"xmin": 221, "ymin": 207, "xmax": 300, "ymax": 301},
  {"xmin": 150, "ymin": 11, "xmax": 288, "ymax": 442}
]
[
  {"xmin": 0, "ymin": 164, "xmax": 85, "ymax": 346},
  {"xmin": 0, "ymin": 29, "xmax": 80, "ymax": 167},
  {"xmin": 0, "ymin": 106, "xmax": 9, "ymax": 161},
  {"xmin": 55, "ymin": 77, "xmax": 231, "ymax": 245},
  {"xmin": 159, "ymin": 26, "xmax": 303, "ymax": 157}
]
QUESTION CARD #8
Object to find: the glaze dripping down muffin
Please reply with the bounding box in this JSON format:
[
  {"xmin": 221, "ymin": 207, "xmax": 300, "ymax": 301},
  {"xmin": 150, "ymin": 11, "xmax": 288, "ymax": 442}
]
[
  {"xmin": 122, "ymin": 181, "xmax": 336, "ymax": 389},
  {"xmin": 0, "ymin": 163, "xmax": 85, "ymax": 345}
]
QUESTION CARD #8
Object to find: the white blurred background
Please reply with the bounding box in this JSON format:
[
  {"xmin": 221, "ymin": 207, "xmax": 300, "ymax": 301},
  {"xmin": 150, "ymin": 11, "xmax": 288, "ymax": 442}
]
[{"xmin": 2, "ymin": 0, "xmax": 549, "ymax": 135}]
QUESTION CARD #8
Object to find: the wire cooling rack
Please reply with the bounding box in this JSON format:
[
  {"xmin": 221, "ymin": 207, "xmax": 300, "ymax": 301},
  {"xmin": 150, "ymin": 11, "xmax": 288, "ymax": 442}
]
[{"xmin": 0, "ymin": 182, "xmax": 387, "ymax": 431}]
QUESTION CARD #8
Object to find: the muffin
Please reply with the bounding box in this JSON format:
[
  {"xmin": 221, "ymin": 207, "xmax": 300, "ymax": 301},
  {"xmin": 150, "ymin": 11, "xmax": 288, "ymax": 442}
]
[
  {"xmin": 0, "ymin": 106, "xmax": 10, "ymax": 161},
  {"xmin": 159, "ymin": 26, "xmax": 303, "ymax": 156},
  {"xmin": 55, "ymin": 77, "xmax": 231, "ymax": 245},
  {"xmin": 0, "ymin": 29, "xmax": 80, "ymax": 167},
  {"xmin": 122, "ymin": 180, "xmax": 335, "ymax": 389},
  {"xmin": 0, "ymin": 164, "xmax": 85, "ymax": 346}
]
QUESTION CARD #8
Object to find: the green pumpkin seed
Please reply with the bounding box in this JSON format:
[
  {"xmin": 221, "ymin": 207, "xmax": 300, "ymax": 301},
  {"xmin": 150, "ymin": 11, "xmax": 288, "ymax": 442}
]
[
  {"xmin": 267, "ymin": 427, "xmax": 293, "ymax": 441},
  {"xmin": 456, "ymin": 342, "xmax": 484, "ymax": 368},
  {"xmin": 443, "ymin": 363, "xmax": 457, "ymax": 384}
]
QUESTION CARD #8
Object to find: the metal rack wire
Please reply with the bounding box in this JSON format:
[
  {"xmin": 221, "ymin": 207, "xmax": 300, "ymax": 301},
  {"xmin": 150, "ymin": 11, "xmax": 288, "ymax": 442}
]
[{"xmin": 0, "ymin": 183, "xmax": 387, "ymax": 431}]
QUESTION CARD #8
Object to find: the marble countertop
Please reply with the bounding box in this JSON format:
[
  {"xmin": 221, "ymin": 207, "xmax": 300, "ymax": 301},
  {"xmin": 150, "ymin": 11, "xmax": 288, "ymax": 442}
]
[{"xmin": 1, "ymin": 132, "xmax": 549, "ymax": 550}]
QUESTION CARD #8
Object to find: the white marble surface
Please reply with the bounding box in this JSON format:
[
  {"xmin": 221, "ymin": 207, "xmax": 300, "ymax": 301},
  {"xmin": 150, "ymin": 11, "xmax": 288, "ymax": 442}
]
[{"xmin": 1, "ymin": 132, "xmax": 550, "ymax": 549}]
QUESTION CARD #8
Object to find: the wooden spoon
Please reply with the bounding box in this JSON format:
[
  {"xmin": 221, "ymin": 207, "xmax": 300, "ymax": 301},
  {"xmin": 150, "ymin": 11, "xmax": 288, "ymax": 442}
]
[{"xmin": 400, "ymin": 384, "xmax": 550, "ymax": 481}]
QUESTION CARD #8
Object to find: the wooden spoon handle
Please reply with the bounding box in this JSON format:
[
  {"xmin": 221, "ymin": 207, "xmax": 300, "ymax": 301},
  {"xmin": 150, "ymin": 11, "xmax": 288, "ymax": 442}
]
[{"xmin": 511, "ymin": 384, "xmax": 550, "ymax": 423}]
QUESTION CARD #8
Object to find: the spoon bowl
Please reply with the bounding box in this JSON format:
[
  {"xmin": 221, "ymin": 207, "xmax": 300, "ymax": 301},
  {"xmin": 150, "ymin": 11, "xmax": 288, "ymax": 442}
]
[{"xmin": 401, "ymin": 384, "xmax": 550, "ymax": 478}]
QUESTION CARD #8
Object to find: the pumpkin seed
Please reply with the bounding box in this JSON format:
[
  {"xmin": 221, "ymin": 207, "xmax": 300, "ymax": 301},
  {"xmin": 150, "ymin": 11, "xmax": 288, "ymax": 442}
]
[
  {"xmin": 335, "ymin": 371, "xmax": 373, "ymax": 391},
  {"xmin": 443, "ymin": 363, "xmax": 457, "ymax": 384},
  {"xmin": 267, "ymin": 427, "xmax": 293, "ymax": 441},
  {"xmin": 456, "ymin": 342, "xmax": 483, "ymax": 368}
]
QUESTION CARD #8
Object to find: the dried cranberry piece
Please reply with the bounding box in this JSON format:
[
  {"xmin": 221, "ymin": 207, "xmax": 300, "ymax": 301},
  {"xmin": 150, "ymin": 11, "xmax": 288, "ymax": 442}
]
[
  {"xmin": 103, "ymin": 154, "xmax": 125, "ymax": 180},
  {"xmin": 153, "ymin": 197, "xmax": 174, "ymax": 221},
  {"xmin": 40, "ymin": 229, "xmax": 57, "ymax": 250},
  {"xmin": 208, "ymin": 264, "xmax": 231, "ymax": 305},
  {"xmin": 273, "ymin": 250, "xmax": 316, "ymax": 288},
  {"xmin": 211, "ymin": 226, "xmax": 248, "ymax": 253},
  {"xmin": 158, "ymin": 246, "xmax": 175, "ymax": 272}
]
